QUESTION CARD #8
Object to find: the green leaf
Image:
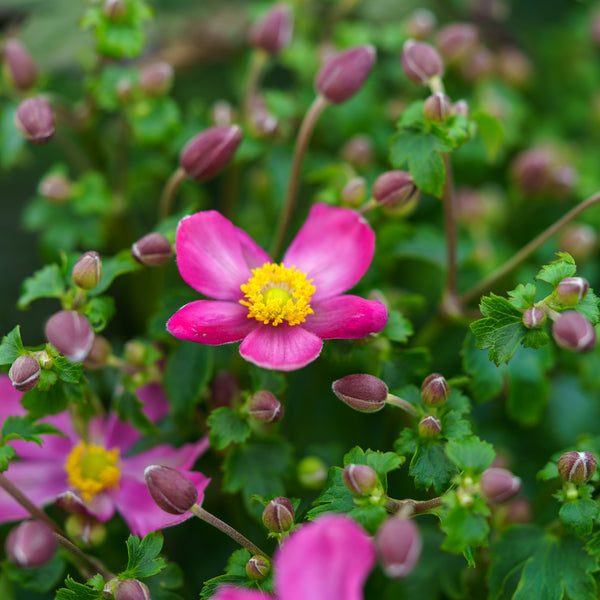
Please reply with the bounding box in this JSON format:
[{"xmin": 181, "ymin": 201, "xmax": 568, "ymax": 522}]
[
  {"xmin": 306, "ymin": 466, "xmax": 356, "ymax": 520},
  {"xmin": 0, "ymin": 326, "xmax": 26, "ymax": 365},
  {"xmin": 508, "ymin": 283, "xmax": 537, "ymax": 310},
  {"xmin": 52, "ymin": 356, "xmax": 83, "ymax": 384},
  {"xmin": 55, "ymin": 575, "xmax": 105, "ymax": 600},
  {"xmin": 440, "ymin": 503, "xmax": 490, "ymax": 554},
  {"xmin": 0, "ymin": 445, "xmax": 15, "ymax": 471},
  {"xmin": 348, "ymin": 503, "xmax": 388, "ymax": 535},
  {"xmin": 445, "ymin": 436, "xmax": 495, "ymax": 473},
  {"xmin": 200, "ymin": 576, "xmax": 254, "ymax": 600},
  {"xmin": 17, "ymin": 264, "xmax": 66, "ymax": 309},
  {"xmin": 91, "ymin": 249, "xmax": 141, "ymax": 295},
  {"xmin": 471, "ymin": 111, "xmax": 504, "ymax": 161},
  {"xmin": 122, "ymin": 532, "xmax": 166, "ymax": 579},
  {"xmin": 130, "ymin": 97, "xmax": 181, "ymax": 146},
  {"xmin": 2, "ymin": 554, "xmax": 65, "ymax": 592},
  {"xmin": 113, "ymin": 388, "xmax": 156, "ymax": 434},
  {"xmin": 21, "ymin": 381, "xmax": 70, "ymax": 417},
  {"xmin": 535, "ymin": 252, "xmax": 577, "ymax": 287},
  {"xmin": 83, "ymin": 296, "xmax": 115, "ymax": 332},
  {"xmin": 574, "ymin": 289, "xmax": 600, "ymax": 324},
  {"xmin": 1, "ymin": 416, "xmax": 64, "ymax": 446},
  {"xmin": 559, "ymin": 499, "xmax": 600, "ymax": 537},
  {"xmin": 0, "ymin": 103, "xmax": 26, "ymax": 168},
  {"xmin": 410, "ymin": 441, "xmax": 458, "ymax": 493},
  {"xmin": 144, "ymin": 562, "xmax": 184, "ymax": 600},
  {"xmin": 207, "ymin": 407, "xmax": 251, "ymax": 450},
  {"xmin": 384, "ymin": 310, "xmax": 414, "ymax": 343}
]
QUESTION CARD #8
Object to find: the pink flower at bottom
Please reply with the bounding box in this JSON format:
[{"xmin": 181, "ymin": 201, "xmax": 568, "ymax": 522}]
[
  {"xmin": 214, "ymin": 514, "xmax": 376, "ymax": 600},
  {"xmin": 0, "ymin": 375, "xmax": 209, "ymax": 536},
  {"xmin": 167, "ymin": 203, "xmax": 388, "ymax": 371}
]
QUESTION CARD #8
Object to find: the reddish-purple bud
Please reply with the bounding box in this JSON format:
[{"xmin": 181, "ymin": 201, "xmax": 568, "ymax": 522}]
[
  {"xmin": 131, "ymin": 232, "xmax": 173, "ymax": 266},
  {"xmin": 434, "ymin": 23, "xmax": 479, "ymax": 64},
  {"xmin": 83, "ymin": 335, "xmax": 112, "ymax": 370},
  {"xmin": 45, "ymin": 310, "xmax": 94, "ymax": 363},
  {"xmin": 246, "ymin": 555, "xmax": 271, "ymax": 580},
  {"xmin": 262, "ymin": 497, "xmax": 295, "ymax": 533},
  {"xmin": 423, "ymin": 92, "xmax": 451, "ymax": 122},
  {"xmin": 418, "ymin": 414, "xmax": 442, "ymax": 439},
  {"xmin": 248, "ymin": 390, "xmax": 284, "ymax": 423},
  {"xmin": 341, "ymin": 177, "xmax": 367, "ymax": 207},
  {"xmin": 15, "ymin": 97, "xmax": 54, "ymax": 144},
  {"xmin": 452, "ymin": 99, "xmax": 470, "ymax": 118},
  {"xmin": 522, "ymin": 306, "xmax": 546, "ymax": 329},
  {"xmin": 376, "ymin": 517, "xmax": 422, "ymax": 578},
  {"xmin": 211, "ymin": 100, "xmax": 237, "ymax": 127},
  {"xmin": 6, "ymin": 520, "xmax": 57, "ymax": 568},
  {"xmin": 341, "ymin": 134, "xmax": 374, "ymax": 168},
  {"xmin": 461, "ymin": 44, "xmax": 494, "ymax": 81},
  {"xmin": 332, "ymin": 373, "xmax": 388, "ymax": 413},
  {"xmin": 552, "ymin": 311, "xmax": 597, "ymax": 352},
  {"xmin": 342, "ymin": 463, "xmax": 380, "ymax": 496},
  {"xmin": 144, "ymin": 465, "xmax": 198, "ymax": 514},
  {"xmin": 400, "ymin": 39, "xmax": 444, "ymax": 85},
  {"xmin": 480, "ymin": 467, "xmax": 521, "ymax": 503},
  {"xmin": 9, "ymin": 355, "xmax": 41, "ymax": 392},
  {"xmin": 558, "ymin": 451, "xmax": 597, "ymax": 484},
  {"xmin": 3, "ymin": 39, "xmax": 38, "ymax": 91},
  {"xmin": 559, "ymin": 224, "xmax": 596, "ymax": 262},
  {"xmin": 373, "ymin": 170, "xmax": 419, "ymax": 209},
  {"xmin": 556, "ymin": 277, "xmax": 589, "ymax": 306},
  {"xmin": 180, "ymin": 125, "xmax": 243, "ymax": 181},
  {"xmin": 139, "ymin": 61, "xmax": 174, "ymax": 96},
  {"xmin": 115, "ymin": 579, "xmax": 151, "ymax": 600},
  {"xmin": 404, "ymin": 8, "xmax": 436, "ymax": 40},
  {"xmin": 71, "ymin": 251, "xmax": 102, "ymax": 290},
  {"xmin": 38, "ymin": 173, "xmax": 71, "ymax": 203},
  {"xmin": 55, "ymin": 491, "xmax": 90, "ymax": 515},
  {"xmin": 497, "ymin": 46, "xmax": 532, "ymax": 87},
  {"xmin": 103, "ymin": 0, "xmax": 127, "ymax": 19},
  {"xmin": 248, "ymin": 3, "xmax": 293, "ymax": 56},
  {"xmin": 421, "ymin": 373, "xmax": 449, "ymax": 406},
  {"xmin": 315, "ymin": 45, "xmax": 376, "ymax": 104},
  {"xmin": 510, "ymin": 147, "xmax": 554, "ymax": 194}
]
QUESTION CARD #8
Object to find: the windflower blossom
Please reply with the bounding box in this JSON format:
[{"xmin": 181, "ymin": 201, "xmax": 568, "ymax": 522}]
[
  {"xmin": 167, "ymin": 203, "xmax": 388, "ymax": 371},
  {"xmin": 0, "ymin": 375, "xmax": 209, "ymax": 536},
  {"xmin": 213, "ymin": 514, "xmax": 376, "ymax": 600}
]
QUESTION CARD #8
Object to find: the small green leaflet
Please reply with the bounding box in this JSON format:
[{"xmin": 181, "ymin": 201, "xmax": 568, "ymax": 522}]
[
  {"xmin": 445, "ymin": 436, "xmax": 495, "ymax": 473},
  {"xmin": 55, "ymin": 576, "xmax": 105, "ymax": 600},
  {"xmin": 207, "ymin": 407, "xmax": 251, "ymax": 450},
  {"xmin": 440, "ymin": 501, "xmax": 490, "ymax": 554},
  {"xmin": 0, "ymin": 325, "xmax": 25, "ymax": 365},
  {"xmin": 559, "ymin": 499, "xmax": 599, "ymax": 537},
  {"xmin": 535, "ymin": 252, "xmax": 577, "ymax": 287},
  {"xmin": 1, "ymin": 416, "xmax": 64, "ymax": 446},
  {"xmin": 17, "ymin": 263, "xmax": 66, "ymax": 309},
  {"xmin": 121, "ymin": 531, "xmax": 166, "ymax": 579},
  {"xmin": 0, "ymin": 445, "xmax": 15, "ymax": 471}
]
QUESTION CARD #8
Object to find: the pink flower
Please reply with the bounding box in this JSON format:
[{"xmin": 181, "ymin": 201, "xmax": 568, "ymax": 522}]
[
  {"xmin": 0, "ymin": 375, "xmax": 209, "ymax": 536},
  {"xmin": 167, "ymin": 203, "xmax": 388, "ymax": 371},
  {"xmin": 214, "ymin": 514, "xmax": 376, "ymax": 600}
]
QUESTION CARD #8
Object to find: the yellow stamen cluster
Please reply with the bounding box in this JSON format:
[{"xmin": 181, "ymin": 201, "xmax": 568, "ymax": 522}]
[
  {"xmin": 65, "ymin": 441, "xmax": 121, "ymax": 502},
  {"xmin": 240, "ymin": 262, "xmax": 315, "ymax": 326}
]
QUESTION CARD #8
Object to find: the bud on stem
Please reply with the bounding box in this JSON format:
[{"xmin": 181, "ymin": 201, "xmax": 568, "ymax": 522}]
[
  {"xmin": 332, "ymin": 373, "xmax": 388, "ymax": 413},
  {"xmin": 9, "ymin": 355, "xmax": 41, "ymax": 392},
  {"xmin": 6, "ymin": 520, "xmax": 57, "ymax": 568},
  {"xmin": 376, "ymin": 517, "xmax": 422, "ymax": 578},
  {"xmin": 558, "ymin": 451, "xmax": 597, "ymax": 484},
  {"xmin": 262, "ymin": 497, "xmax": 295, "ymax": 533}
]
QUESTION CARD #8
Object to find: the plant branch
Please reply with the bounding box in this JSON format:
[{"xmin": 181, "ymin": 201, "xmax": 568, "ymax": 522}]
[
  {"xmin": 385, "ymin": 496, "xmax": 443, "ymax": 515},
  {"xmin": 386, "ymin": 394, "xmax": 418, "ymax": 417},
  {"xmin": 159, "ymin": 166, "xmax": 187, "ymax": 219},
  {"xmin": 441, "ymin": 153, "xmax": 460, "ymax": 318}
]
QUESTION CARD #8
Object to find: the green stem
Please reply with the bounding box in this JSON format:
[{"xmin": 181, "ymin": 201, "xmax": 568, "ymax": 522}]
[
  {"xmin": 243, "ymin": 50, "xmax": 268, "ymax": 120},
  {"xmin": 386, "ymin": 394, "xmax": 418, "ymax": 417},
  {"xmin": 385, "ymin": 495, "xmax": 443, "ymax": 515},
  {"xmin": 159, "ymin": 166, "xmax": 187, "ymax": 219}
]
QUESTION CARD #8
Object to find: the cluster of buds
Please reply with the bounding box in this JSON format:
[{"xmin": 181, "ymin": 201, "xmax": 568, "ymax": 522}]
[
  {"xmin": 131, "ymin": 232, "xmax": 173, "ymax": 267},
  {"xmin": 246, "ymin": 555, "xmax": 271, "ymax": 580},
  {"xmin": 375, "ymin": 516, "xmax": 422, "ymax": 578},
  {"xmin": 262, "ymin": 497, "xmax": 295, "ymax": 535},
  {"xmin": 552, "ymin": 310, "xmax": 596, "ymax": 352},
  {"xmin": 554, "ymin": 276, "xmax": 589, "ymax": 307},
  {"xmin": 422, "ymin": 92, "xmax": 452, "ymax": 121},
  {"xmin": 332, "ymin": 373, "xmax": 388, "ymax": 413},
  {"xmin": 400, "ymin": 39, "xmax": 444, "ymax": 86}
]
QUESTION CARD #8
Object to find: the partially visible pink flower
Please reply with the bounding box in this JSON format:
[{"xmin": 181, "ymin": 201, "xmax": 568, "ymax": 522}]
[
  {"xmin": 213, "ymin": 514, "xmax": 376, "ymax": 600},
  {"xmin": 167, "ymin": 203, "xmax": 387, "ymax": 371},
  {"xmin": 0, "ymin": 375, "xmax": 209, "ymax": 536}
]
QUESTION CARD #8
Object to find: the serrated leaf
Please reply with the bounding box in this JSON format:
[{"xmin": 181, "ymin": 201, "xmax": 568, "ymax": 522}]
[
  {"xmin": 508, "ymin": 283, "xmax": 537, "ymax": 310},
  {"xmin": 55, "ymin": 576, "xmax": 105, "ymax": 600},
  {"xmin": 440, "ymin": 503, "xmax": 490, "ymax": 554},
  {"xmin": 0, "ymin": 326, "xmax": 26, "ymax": 365},
  {"xmin": 445, "ymin": 436, "xmax": 495, "ymax": 473},
  {"xmin": 537, "ymin": 461, "xmax": 559, "ymax": 481},
  {"xmin": 21, "ymin": 381, "xmax": 70, "ymax": 417},
  {"xmin": 0, "ymin": 445, "xmax": 16, "ymax": 471},
  {"xmin": 306, "ymin": 466, "xmax": 356, "ymax": 520},
  {"xmin": 91, "ymin": 249, "xmax": 141, "ymax": 295},
  {"xmin": 384, "ymin": 309, "xmax": 414, "ymax": 343},
  {"xmin": 575, "ymin": 289, "xmax": 600, "ymax": 324},
  {"xmin": 200, "ymin": 575, "xmax": 253, "ymax": 600},
  {"xmin": 122, "ymin": 532, "xmax": 166, "ymax": 579},
  {"xmin": 2, "ymin": 554, "xmax": 65, "ymax": 592},
  {"xmin": 348, "ymin": 503, "xmax": 388, "ymax": 535},
  {"xmin": 535, "ymin": 252, "xmax": 577, "ymax": 287},
  {"xmin": 207, "ymin": 407, "xmax": 251, "ymax": 450},
  {"xmin": 410, "ymin": 441, "xmax": 458, "ymax": 493},
  {"xmin": 83, "ymin": 296, "xmax": 115, "ymax": 332},
  {"xmin": 559, "ymin": 499, "xmax": 599, "ymax": 537},
  {"xmin": 17, "ymin": 264, "xmax": 66, "ymax": 309},
  {"xmin": 1, "ymin": 416, "xmax": 64, "ymax": 446},
  {"xmin": 52, "ymin": 355, "xmax": 83, "ymax": 384}
]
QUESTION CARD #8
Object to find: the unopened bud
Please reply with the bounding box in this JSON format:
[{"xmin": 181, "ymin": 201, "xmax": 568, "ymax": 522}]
[
  {"xmin": 342, "ymin": 464, "xmax": 380, "ymax": 496},
  {"xmin": 248, "ymin": 3, "xmax": 293, "ymax": 56},
  {"xmin": 341, "ymin": 134, "xmax": 374, "ymax": 169},
  {"xmin": 423, "ymin": 92, "xmax": 451, "ymax": 122},
  {"xmin": 522, "ymin": 306, "xmax": 546, "ymax": 329},
  {"xmin": 248, "ymin": 390, "xmax": 284, "ymax": 423},
  {"xmin": 404, "ymin": 8, "xmax": 436, "ymax": 40},
  {"xmin": 144, "ymin": 465, "xmax": 198, "ymax": 514},
  {"xmin": 211, "ymin": 100, "xmax": 237, "ymax": 127},
  {"xmin": 55, "ymin": 491, "xmax": 89, "ymax": 515},
  {"xmin": 6, "ymin": 520, "xmax": 57, "ymax": 568},
  {"xmin": 297, "ymin": 456, "xmax": 327, "ymax": 490},
  {"xmin": 452, "ymin": 99, "xmax": 470, "ymax": 118},
  {"xmin": 556, "ymin": 277, "xmax": 589, "ymax": 306},
  {"xmin": 45, "ymin": 310, "xmax": 94, "ymax": 363},
  {"xmin": 115, "ymin": 579, "xmax": 151, "ymax": 600},
  {"xmin": 511, "ymin": 147, "xmax": 554, "ymax": 195},
  {"xmin": 15, "ymin": 97, "xmax": 54, "ymax": 144},
  {"xmin": 559, "ymin": 224, "xmax": 596, "ymax": 262},
  {"xmin": 103, "ymin": 0, "xmax": 127, "ymax": 19},
  {"xmin": 497, "ymin": 46, "xmax": 532, "ymax": 87},
  {"xmin": 315, "ymin": 45, "xmax": 376, "ymax": 104},
  {"xmin": 332, "ymin": 373, "xmax": 388, "ymax": 413},
  {"xmin": 139, "ymin": 61, "xmax": 173, "ymax": 96},
  {"xmin": 461, "ymin": 44, "xmax": 494, "ymax": 81},
  {"xmin": 72, "ymin": 251, "xmax": 102, "ymax": 290},
  {"xmin": 421, "ymin": 373, "xmax": 449, "ymax": 406},
  {"xmin": 64, "ymin": 514, "xmax": 106, "ymax": 547},
  {"xmin": 434, "ymin": 23, "xmax": 479, "ymax": 64},
  {"xmin": 248, "ymin": 93, "xmax": 278, "ymax": 137},
  {"xmin": 376, "ymin": 517, "xmax": 421, "ymax": 578},
  {"xmin": 418, "ymin": 414, "xmax": 442, "ymax": 439},
  {"xmin": 38, "ymin": 173, "xmax": 71, "ymax": 203},
  {"xmin": 400, "ymin": 39, "xmax": 444, "ymax": 85},
  {"xmin": 552, "ymin": 311, "xmax": 597, "ymax": 352},
  {"xmin": 480, "ymin": 467, "xmax": 521, "ymax": 503},
  {"xmin": 373, "ymin": 170, "xmax": 419, "ymax": 209},
  {"xmin": 9, "ymin": 355, "xmax": 41, "ymax": 392},
  {"xmin": 131, "ymin": 232, "xmax": 173, "ymax": 266},
  {"xmin": 3, "ymin": 39, "xmax": 38, "ymax": 91},
  {"xmin": 558, "ymin": 451, "xmax": 597, "ymax": 484},
  {"xmin": 262, "ymin": 497, "xmax": 294, "ymax": 533},
  {"xmin": 341, "ymin": 177, "xmax": 367, "ymax": 207},
  {"xmin": 246, "ymin": 555, "xmax": 270, "ymax": 580},
  {"xmin": 180, "ymin": 125, "xmax": 243, "ymax": 181},
  {"xmin": 83, "ymin": 335, "xmax": 111, "ymax": 370}
]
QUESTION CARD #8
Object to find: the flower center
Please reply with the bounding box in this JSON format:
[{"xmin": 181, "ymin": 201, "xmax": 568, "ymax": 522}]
[
  {"xmin": 240, "ymin": 262, "xmax": 315, "ymax": 326},
  {"xmin": 65, "ymin": 441, "xmax": 121, "ymax": 502}
]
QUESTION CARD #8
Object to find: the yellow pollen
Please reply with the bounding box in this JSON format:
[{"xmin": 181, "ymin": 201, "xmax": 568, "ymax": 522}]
[
  {"xmin": 240, "ymin": 263, "xmax": 315, "ymax": 326},
  {"xmin": 65, "ymin": 441, "xmax": 121, "ymax": 502}
]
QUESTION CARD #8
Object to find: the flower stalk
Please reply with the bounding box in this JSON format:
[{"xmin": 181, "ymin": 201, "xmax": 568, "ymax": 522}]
[{"xmin": 159, "ymin": 166, "xmax": 187, "ymax": 219}]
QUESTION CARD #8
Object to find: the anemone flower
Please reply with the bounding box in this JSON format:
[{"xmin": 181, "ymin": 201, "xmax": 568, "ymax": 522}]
[
  {"xmin": 167, "ymin": 203, "xmax": 388, "ymax": 371},
  {"xmin": 0, "ymin": 375, "xmax": 209, "ymax": 536},
  {"xmin": 214, "ymin": 514, "xmax": 376, "ymax": 600}
]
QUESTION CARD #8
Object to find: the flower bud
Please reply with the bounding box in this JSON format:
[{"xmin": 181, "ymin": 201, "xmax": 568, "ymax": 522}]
[
  {"xmin": 83, "ymin": 335, "xmax": 112, "ymax": 370},
  {"xmin": 55, "ymin": 490, "xmax": 90, "ymax": 515},
  {"xmin": 434, "ymin": 23, "xmax": 479, "ymax": 64},
  {"xmin": 422, "ymin": 92, "xmax": 451, "ymax": 122},
  {"xmin": 552, "ymin": 311, "xmax": 597, "ymax": 352},
  {"xmin": 332, "ymin": 373, "xmax": 388, "ymax": 413},
  {"xmin": 9, "ymin": 355, "xmax": 41, "ymax": 392},
  {"xmin": 522, "ymin": 306, "xmax": 546, "ymax": 329},
  {"xmin": 38, "ymin": 173, "xmax": 71, "ymax": 203},
  {"xmin": 558, "ymin": 451, "xmax": 597, "ymax": 484},
  {"xmin": 103, "ymin": 0, "xmax": 127, "ymax": 19},
  {"xmin": 115, "ymin": 579, "xmax": 151, "ymax": 600},
  {"xmin": 45, "ymin": 310, "xmax": 94, "ymax": 363},
  {"xmin": 452, "ymin": 99, "xmax": 470, "ymax": 118},
  {"xmin": 315, "ymin": 44, "xmax": 376, "ymax": 104},
  {"xmin": 342, "ymin": 464, "xmax": 380, "ymax": 496},
  {"xmin": 480, "ymin": 468, "xmax": 521, "ymax": 503},
  {"xmin": 180, "ymin": 125, "xmax": 243, "ymax": 181},
  {"xmin": 248, "ymin": 93, "xmax": 278, "ymax": 137},
  {"xmin": 404, "ymin": 8, "xmax": 436, "ymax": 40},
  {"xmin": 3, "ymin": 39, "xmax": 38, "ymax": 91},
  {"xmin": 376, "ymin": 517, "xmax": 421, "ymax": 578},
  {"xmin": 341, "ymin": 177, "xmax": 367, "ymax": 207},
  {"xmin": 510, "ymin": 147, "xmax": 554, "ymax": 195},
  {"xmin": 246, "ymin": 555, "xmax": 270, "ymax": 580},
  {"xmin": 373, "ymin": 170, "xmax": 419, "ymax": 209},
  {"xmin": 421, "ymin": 373, "xmax": 449, "ymax": 406},
  {"xmin": 418, "ymin": 414, "xmax": 442, "ymax": 439},
  {"xmin": 139, "ymin": 61, "xmax": 174, "ymax": 96},
  {"xmin": 14, "ymin": 97, "xmax": 54, "ymax": 144},
  {"xmin": 501, "ymin": 497, "xmax": 532, "ymax": 525},
  {"xmin": 559, "ymin": 224, "xmax": 596, "ymax": 262},
  {"xmin": 131, "ymin": 232, "xmax": 173, "ymax": 266},
  {"xmin": 248, "ymin": 3, "xmax": 293, "ymax": 56},
  {"xmin": 297, "ymin": 456, "xmax": 327, "ymax": 490},
  {"xmin": 556, "ymin": 277, "xmax": 589, "ymax": 306},
  {"xmin": 248, "ymin": 390, "xmax": 284, "ymax": 423},
  {"xmin": 6, "ymin": 520, "xmax": 57, "ymax": 568},
  {"xmin": 144, "ymin": 465, "xmax": 198, "ymax": 514},
  {"xmin": 461, "ymin": 44, "xmax": 494, "ymax": 81},
  {"xmin": 64, "ymin": 514, "xmax": 106, "ymax": 547},
  {"xmin": 71, "ymin": 251, "xmax": 102, "ymax": 290},
  {"xmin": 400, "ymin": 39, "xmax": 444, "ymax": 85},
  {"xmin": 341, "ymin": 134, "xmax": 374, "ymax": 169},
  {"xmin": 211, "ymin": 100, "xmax": 237, "ymax": 127},
  {"xmin": 497, "ymin": 46, "xmax": 532, "ymax": 87},
  {"xmin": 262, "ymin": 497, "xmax": 294, "ymax": 533}
]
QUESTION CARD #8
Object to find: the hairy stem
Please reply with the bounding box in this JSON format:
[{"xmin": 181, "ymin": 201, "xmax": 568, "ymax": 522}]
[
  {"xmin": 385, "ymin": 496, "xmax": 443, "ymax": 515},
  {"xmin": 441, "ymin": 153, "xmax": 460, "ymax": 317},
  {"xmin": 386, "ymin": 394, "xmax": 418, "ymax": 417},
  {"xmin": 159, "ymin": 166, "xmax": 187, "ymax": 219}
]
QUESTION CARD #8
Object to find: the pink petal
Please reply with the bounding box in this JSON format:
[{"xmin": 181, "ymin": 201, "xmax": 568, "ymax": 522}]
[
  {"xmin": 136, "ymin": 383, "xmax": 170, "ymax": 422},
  {"xmin": 0, "ymin": 375, "xmax": 25, "ymax": 423},
  {"xmin": 275, "ymin": 515, "xmax": 376, "ymax": 600},
  {"xmin": 303, "ymin": 295, "xmax": 388, "ymax": 339},
  {"xmin": 85, "ymin": 492, "xmax": 116, "ymax": 522},
  {"xmin": 213, "ymin": 588, "xmax": 271, "ymax": 600},
  {"xmin": 282, "ymin": 204, "xmax": 375, "ymax": 300},
  {"xmin": 239, "ymin": 325, "xmax": 322, "ymax": 371},
  {"xmin": 167, "ymin": 300, "xmax": 256, "ymax": 345},
  {"xmin": 176, "ymin": 211, "xmax": 271, "ymax": 301}
]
